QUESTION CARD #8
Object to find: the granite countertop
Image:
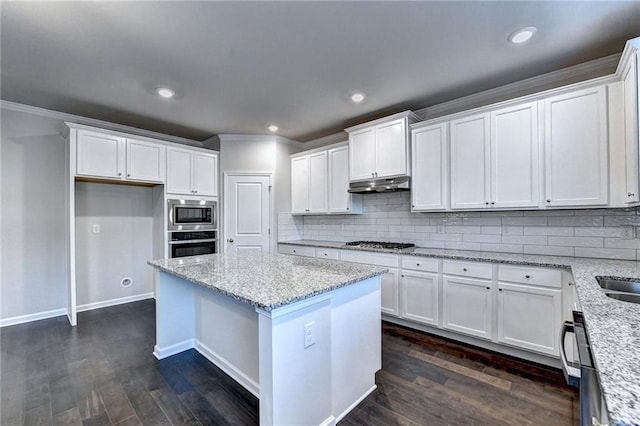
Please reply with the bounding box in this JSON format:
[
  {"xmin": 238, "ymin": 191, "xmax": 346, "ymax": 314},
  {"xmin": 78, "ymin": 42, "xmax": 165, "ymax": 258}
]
[
  {"xmin": 147, "ymin": 252, "xmax": 387, "ymax": 312},
  {"xmin": 280, "ymin": 240, "xmax": 640, "ymax": 426}
]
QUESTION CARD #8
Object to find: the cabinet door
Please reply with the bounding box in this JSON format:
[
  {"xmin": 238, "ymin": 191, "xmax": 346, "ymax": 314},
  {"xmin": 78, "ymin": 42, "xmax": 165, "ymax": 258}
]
[
  {"xmin": 623, "ymin": 54, "xmax": 640, "ymax": 203},
  {"xmin": 76, "ymin": 130, "xmax": 123, "ymax": 179},
  {"xmin": 411, "ymin": 123, "xmax": 448, "ymax": 211},
  {"xmin": 497, "ymin": 283, "xmax": 561, "ymax": 356},
  {"xmin": 291, "ymin": 155, "xmax": 309, "ymax": 213},
  {"xmin": 126, "ymin": 139, "xmax": 165, "ymax": 183},
  {"xmin": 328, "ymin": 146, "xmax": 355, "ymax": 213},
  {"xmin": 450, "ymin": 113, "xmax": 491, "ymax": 209},
  {"xmin": 193, "ymin": 153, "xmax": 218, "ymax": 196},
  {"xmin": 376, "ymin": 118, "xmax": 407, "ymax": 178},
  {"xmin": 544, "ymin": 86, "xmax": 608, "ymax": 207},
  {"xmin": 349, "ymin": 127, "xmax": 376, "ymax": 181},
  {"xmin": 308, "ymin": 151, "xmax": 328, "ymax": 213},
  {"xmin": 490, "ymin": 102, "xmax": 540, "ymax": 208},
  {"xmin": 166, "ymin": 148, "xmax": 193, "ymax": 195},
  {"xmin": 401, "ymin": 270, "xmax": 439, "ymax": 326},
  {"xmin": 442, "ymin": 275, "xmax": 493, "ymax": 340},
  {"xmin": 381, "ymin": 268, "xmax": 400, "ymax": 317}
]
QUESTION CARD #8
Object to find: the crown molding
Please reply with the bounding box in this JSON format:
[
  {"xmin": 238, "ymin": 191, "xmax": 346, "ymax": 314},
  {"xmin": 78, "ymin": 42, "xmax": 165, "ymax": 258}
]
[
  {"xmin": 302, "ymin": 131, "xmax": 348, "ymax": 150},
  {"xmin": 414, "ymin": 53, "xmax": 620, "ymax": 121},
  {"xmin": 0, "ymin": 100, "xmax": 204, "ymax": 147}
]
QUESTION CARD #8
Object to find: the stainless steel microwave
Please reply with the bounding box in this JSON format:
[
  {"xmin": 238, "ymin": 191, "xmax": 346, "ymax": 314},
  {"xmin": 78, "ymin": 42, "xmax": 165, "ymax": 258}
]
[{"xmin": 168, "ymin": 199, "xmax": 217, "ymax": 231}]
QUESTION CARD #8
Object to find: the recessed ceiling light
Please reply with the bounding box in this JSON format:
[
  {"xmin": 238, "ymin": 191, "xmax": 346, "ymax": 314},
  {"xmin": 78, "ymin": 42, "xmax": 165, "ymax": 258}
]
[
  {"xmin": 268, "ymin": 125, "xmax": 279, "ymax": 132},
  {"xmin": 350, "ymin": 92, "xmax": 366, "ymax": 103},
  {"xmin": 509, "ymin": 26, "xmax": 537, "ymax": 44},
  {"xmin": 156, "ymin": 87, "xmax": 175, "ymax": 99}
]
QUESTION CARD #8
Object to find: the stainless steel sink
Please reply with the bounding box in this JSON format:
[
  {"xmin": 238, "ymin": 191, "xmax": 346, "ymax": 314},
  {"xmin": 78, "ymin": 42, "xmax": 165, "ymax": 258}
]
[{"xmin": 596, "ymin": 277, "xmax": 640, "ymax": 304}]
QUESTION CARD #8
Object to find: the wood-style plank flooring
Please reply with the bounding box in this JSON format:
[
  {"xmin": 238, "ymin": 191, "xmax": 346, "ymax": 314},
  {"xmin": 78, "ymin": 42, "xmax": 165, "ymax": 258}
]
[{"xmin": 1, "ymin": 300, "xmax": 578, "ymax": 425}]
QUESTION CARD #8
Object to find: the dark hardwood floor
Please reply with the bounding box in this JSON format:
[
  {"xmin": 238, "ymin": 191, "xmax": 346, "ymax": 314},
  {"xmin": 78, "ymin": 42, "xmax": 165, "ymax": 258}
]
[{"xmin": 1, "ymin": 300, "xmax": 578, "ymax": 425}]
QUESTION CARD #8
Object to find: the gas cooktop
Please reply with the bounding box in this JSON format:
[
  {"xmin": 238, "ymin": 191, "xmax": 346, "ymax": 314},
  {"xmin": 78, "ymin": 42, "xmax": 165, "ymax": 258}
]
[{"xmin": 345, "ymin": 241, "xmax": 415, "ymax": 250}]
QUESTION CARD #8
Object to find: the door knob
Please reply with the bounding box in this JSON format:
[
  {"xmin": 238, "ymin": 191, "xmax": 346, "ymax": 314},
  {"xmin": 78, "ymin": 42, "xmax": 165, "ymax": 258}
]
[{"xmin": 227, "ymin": 238, "xmax": 234, "ymax": 243}]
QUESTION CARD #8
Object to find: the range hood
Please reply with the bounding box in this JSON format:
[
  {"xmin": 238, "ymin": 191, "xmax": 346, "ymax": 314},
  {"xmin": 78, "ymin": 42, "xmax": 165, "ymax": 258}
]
[{"xmin": 348, "ymin": 176, "xmax": 410, "ymax": 194}]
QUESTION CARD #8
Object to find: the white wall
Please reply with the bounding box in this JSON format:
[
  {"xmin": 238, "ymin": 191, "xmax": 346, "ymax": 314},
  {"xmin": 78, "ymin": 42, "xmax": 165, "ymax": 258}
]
[
  {"xmin": 75, "ymin": 182, "xmax": 154, "ymax": 307},
  {"xmin": 1, "ymin": 109, "xmax": 67, "ymax": 320}
]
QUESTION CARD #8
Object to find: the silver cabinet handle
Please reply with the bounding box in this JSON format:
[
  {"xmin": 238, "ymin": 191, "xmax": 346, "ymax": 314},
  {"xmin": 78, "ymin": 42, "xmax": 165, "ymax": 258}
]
[
  {"xmin": 485, "ymin": 202, "xmax": 489, "ymax": 205},
  {"xmin": 118, "ymin": 172, "xmax": 122, "ymax": 176},
  {"xmin": 463, "ymin": 268, "xmax": 467, "ymax": 272},
  {"xmin": 628, "ymin": 192, "xmax": 635, "ymax": 197},
  {"xmin": 227, "ymin": 238, "xmax": 234, "ymax": 243}
]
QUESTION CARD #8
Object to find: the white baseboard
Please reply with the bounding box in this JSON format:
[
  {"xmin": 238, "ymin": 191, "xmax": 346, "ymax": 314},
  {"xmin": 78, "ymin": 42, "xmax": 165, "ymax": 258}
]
[
  {"xmin": 153, "ymin": 339, "xmax": 195, "ymax": 360},
  {"xmin": 334, "ymin": 384, "xmax": 377, "ymax": 423},
  {"xmin": 76, "ymin": 292, "xmax": 154, "ymax": 313},
  {"xmin": 0, "ymin": 308, "xmax": 67, "ymax": 328},
  {"xmin": 195, "ymin": 339, "xmax": 260, "ymax": 398}
]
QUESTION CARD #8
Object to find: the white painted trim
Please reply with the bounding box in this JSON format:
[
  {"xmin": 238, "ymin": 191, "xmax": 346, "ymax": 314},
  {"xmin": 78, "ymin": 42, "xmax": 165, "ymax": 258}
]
[
  {"xmin": 290, "ymin": 141, "xmax": 347, "ymax": 158},
  {"xmin": 344, "ymin": 110, "xmax": 419, "ymax": 133},
  {"xmin": 319, "ymin": 415, "xmax": 337, "ymax": 426},
  {"xmin": 0, "ymin": 308, "xmax": 67, "ymax": 328},
  {"xmin": 194, "ymin": 339, "xmax": 260, "ymax": 398},
  {"xmin": 218, "ymin": 134, "xmax": 276, "ymax": 142},
  {"xmin": 153, "ymin": 339, "xmax": 195, "ymax": 360},
  {"xmin": 76, "ymin": 292, "xmax": 155, "ymax": 313},
  {"xmin": 302, "ymin": 132, "xmax": 349, "ymax": 150},
  {"xmin": 414, "ymin": 54, "xmax": 620, "ymax": 122},
  {"xmin": 334, "ymin": 385, "xmax": 377, "ymax": 423},
  {"xmin": 0, "ymin": 100, "xmax": 204, "ymax": 147}
]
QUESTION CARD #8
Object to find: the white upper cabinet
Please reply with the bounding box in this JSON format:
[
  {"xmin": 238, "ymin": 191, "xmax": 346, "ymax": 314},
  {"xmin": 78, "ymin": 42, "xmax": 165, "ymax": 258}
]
[
  {"xmin": 544, "ymin": 86, "xmax": 609, "ymax": 207},
  {"xmin": 290, "ymin": 151, "xmax": 327, "ymax": 214},
  {"xmin": 449, "ymin": 102, "xmax": 540, "ymax": 210},
  {"xmin": 411, "ymin": 122, "xmax": 449, "ymax": 211},
  {"xmin": 622, "ymin": 48, "xmax": 640, "ymax": 203},
  {"xmin": 167, "ymin": 148, "xmax": 218, "ymax": 196},
  {"xmin": 76, "ymin": 130, "xmax": 122, "ymax": 179},
  {"xmin": 126, "ymin": 139, "xmax": 165, "ymax": 183},
  {"xmin": 347, "ymin": 112, "xmax": 417, "ymax": 181},
  {"xmin": 450, "ymin": 113, "xmax": 491, "ymax": 209},
  {"xmin": 490, "ymin": 101, "xmax": 540, "ymax": 208},
  {"xmin": 291, "ymin": 144, "xmax": 361, "ymax": 215},
  {"xmin": 76, "ymin": 130, "xmax": 165, "ymax": 183},
  {"xmin": 328, "ymin": 145, "xmax": 362, "ymax": 213}
]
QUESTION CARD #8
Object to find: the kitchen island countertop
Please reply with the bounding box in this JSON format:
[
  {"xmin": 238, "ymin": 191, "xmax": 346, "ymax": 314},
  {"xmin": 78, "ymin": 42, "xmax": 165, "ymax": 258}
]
[
  {"xmin": 279, "ymin": 239, "xmax": 640, "ymax": 426},
  {"xmin": 148, "ymin": 251, "xmax": 387, "ymax": 311}
]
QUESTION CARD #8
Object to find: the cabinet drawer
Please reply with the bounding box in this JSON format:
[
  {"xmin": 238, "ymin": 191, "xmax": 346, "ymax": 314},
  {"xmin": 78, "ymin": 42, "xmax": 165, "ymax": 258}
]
[
  {"xmin": 443, "ymin": 260, "xmax": 493, "ymax": 279},
  {"xmin": 401, "ymin": 256, "xmax": 439, "ymax": 272},
  {"xmin": 278, "ymin": 244, "xmax": 315, "ymax": 257},
  {"xmin": 498, "ymin": 265, "xmax": 562, "ymax": 288},
  {"xmin": 316, "ymin": 248, "xmax": 340, "ymax": 260},
  {"xmin": 340, "ymin": 250, "xmax": 399, "ymax": 268}
]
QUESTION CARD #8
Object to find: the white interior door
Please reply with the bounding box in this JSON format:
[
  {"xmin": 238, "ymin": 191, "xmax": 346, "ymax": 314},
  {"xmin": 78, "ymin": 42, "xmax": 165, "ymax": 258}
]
[{"xmin": 224, "ymin": 174, "xmax": 271, "ymax": 253}]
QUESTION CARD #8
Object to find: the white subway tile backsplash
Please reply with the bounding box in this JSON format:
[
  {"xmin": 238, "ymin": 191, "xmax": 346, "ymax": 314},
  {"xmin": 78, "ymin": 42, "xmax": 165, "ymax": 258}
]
[{"xmin": 282, "ymin": 197, "xmax": 640, "ymax": 260}]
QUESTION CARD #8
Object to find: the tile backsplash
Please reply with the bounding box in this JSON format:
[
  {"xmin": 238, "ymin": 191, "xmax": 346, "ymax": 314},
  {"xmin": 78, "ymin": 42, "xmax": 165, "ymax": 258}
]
[{"xmin": 278, "ymin": 191, "xmax": 640, "ymax": 260}]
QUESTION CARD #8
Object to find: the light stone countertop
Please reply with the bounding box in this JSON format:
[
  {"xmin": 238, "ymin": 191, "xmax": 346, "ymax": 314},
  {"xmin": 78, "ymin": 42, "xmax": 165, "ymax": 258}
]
[
  {"xmin": 279, "ymin": 239, "xmax": 640, "ymax": 426},
  {"xmin": 147, "ymin": 251, "xmax": 387, "ymax": 312}
]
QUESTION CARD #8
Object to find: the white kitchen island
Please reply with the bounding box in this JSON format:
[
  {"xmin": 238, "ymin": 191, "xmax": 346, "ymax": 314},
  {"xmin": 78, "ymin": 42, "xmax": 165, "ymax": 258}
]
[{"xmin": 148, "ymin": 252, "xmax": 386, "ymax": 426}]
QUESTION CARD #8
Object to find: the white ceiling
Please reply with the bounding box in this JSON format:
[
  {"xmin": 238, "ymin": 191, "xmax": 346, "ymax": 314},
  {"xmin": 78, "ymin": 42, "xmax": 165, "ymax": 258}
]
[{"xmin": 2, "ymin": 1, "xmax": 639, "ymax": 142}]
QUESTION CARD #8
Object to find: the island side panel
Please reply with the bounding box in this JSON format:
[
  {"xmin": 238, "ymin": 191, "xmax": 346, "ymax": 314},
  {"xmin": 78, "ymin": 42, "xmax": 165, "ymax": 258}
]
[
  {"xmin": 257, "ymin": 295, "xmax": 333, "ymax": 426},
  {"xmin": 331, "ymin": 276, "xmax": 381, "ymax": 421},
  {"xmin": 154, "ymin": 271, "xmax": 196, "ymax": 359},
  {"xmin": 194, "ymin": 285, "xmax": 260, "ymax": 397}
]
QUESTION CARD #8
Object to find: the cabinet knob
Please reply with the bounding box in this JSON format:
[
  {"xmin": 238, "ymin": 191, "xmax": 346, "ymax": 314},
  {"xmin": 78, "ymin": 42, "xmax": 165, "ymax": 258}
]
[
  {"xmin": 292, "ymin": 249, "xmax": 296, "ymax": 253},
  {"xmin": 194, "ymin": 190, "xmax": 198, "ymax": 194},
  {"xmin": 227, "ymin": 238, "xmax": 234, "ymax": 243},
  {"xmin": 485, "ymin": 202, "xmax": 489, "ymax": 205},
  {"xmin": 416, "ymin": 263, "xmax": 420, "ymax": 266},
  {"xmin": 127, "ymin": 173, "xmax": 131, "ymax": 177},
  {"xmin": 346, "ymin": 207, "xmax": 349, "ymax": 210},
  {"xmin": 486, "ymin": 286, "xmax": 491, "ymax": 290},
  {"xmin": 568, "ymin": 282, "xmax": 573, "ymax": 286},
  {"xmin": 546, "ymin": 199, "xmax": 551, "ymax": 203},
  {"xmin": 499, "ymin": 288, "xmax": 503, "ymax": 292},
  {"xmin": 401, "ymin": 274, "xmax": 405, "ymax": 278},
  {"xmin": 525, "ymin": 275, "xmax": 531, "ymax": 279},
  {"xmin": 490, "ymin": 201, "xmax": 495, "ymax": 205},
  {"xmin": 118, "ymin": 172, "xmax": 122, "ymax": 176},
  {"xmin": 463, "ymin": 268, "xmax": 468, "ymax": 272},
  {"xmin": 412, "ymin": 204, "xmax": 415, "ymax": 208},
  {"xmin": 628, "ymin": 192, "xmax": 635, "ymax": 197},
  {"xmin": 324, "ymin": 253, "xmax": 327, "ymax": 256}
]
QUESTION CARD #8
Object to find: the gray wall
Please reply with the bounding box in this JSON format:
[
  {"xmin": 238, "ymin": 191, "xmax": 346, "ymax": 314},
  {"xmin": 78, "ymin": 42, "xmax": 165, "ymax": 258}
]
[
  {"xmin": 280, "ymin": 191, "xmax": 640, "ymax": 260},
  {"xmin": 75, "ymin": 182, "xmax": 154, "ymax": 306},
  {"xmin": 1, "ymin": 109, "xmax": 67, "ymax": 319}
]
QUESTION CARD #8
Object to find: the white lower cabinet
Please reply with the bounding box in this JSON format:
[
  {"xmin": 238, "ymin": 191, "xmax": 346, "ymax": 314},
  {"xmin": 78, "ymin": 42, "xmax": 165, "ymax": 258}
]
[
  {"xmin": 497, "ymin": 283, "xmax": 562, "ymax": 356},
  {"xmin": 442, "ymin": 274, "xmax": 493, "ymax": 340},
  {"xmin": 401, "ymin": 270, "xmax": 439, "ymax": 326},
  {"xmin": 381, "ymin": 268, "xmax": 400, "ymax": 317}
]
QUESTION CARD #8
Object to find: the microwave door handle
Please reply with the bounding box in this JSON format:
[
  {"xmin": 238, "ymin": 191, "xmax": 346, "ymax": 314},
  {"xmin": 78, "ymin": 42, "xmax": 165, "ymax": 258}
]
[{"xmin": 559, "ymin": 321, "xmax": 580, "ymax": 387}]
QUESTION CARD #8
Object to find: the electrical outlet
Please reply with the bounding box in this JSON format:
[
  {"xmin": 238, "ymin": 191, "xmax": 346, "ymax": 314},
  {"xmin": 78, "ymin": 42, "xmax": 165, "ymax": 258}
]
[
  {"xmin": 304, "ymin": 321, "xmax": 315, "ymax": 349},
  {"xmin": 92, "ymin": 224, "xmax": 101, "ymax": 234}
]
